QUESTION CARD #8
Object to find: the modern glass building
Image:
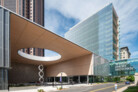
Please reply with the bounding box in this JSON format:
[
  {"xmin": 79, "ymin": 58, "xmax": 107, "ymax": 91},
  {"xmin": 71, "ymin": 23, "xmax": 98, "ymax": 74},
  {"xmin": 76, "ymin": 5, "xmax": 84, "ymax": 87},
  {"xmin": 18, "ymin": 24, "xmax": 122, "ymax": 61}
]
[
  {"xmin": 0, "ymin": 3, "xmax": 137, "ymax": 92},
  {"xmin": 110, "ymin": 58, "xmax": 138, "ymax": 76},
  {"xmin": 0, "ymin": 5, "xmax": 110, "ymax": 91},
  {"xmin": 65, "ymin": 3, "xmax": 119, "ymax": 61}
]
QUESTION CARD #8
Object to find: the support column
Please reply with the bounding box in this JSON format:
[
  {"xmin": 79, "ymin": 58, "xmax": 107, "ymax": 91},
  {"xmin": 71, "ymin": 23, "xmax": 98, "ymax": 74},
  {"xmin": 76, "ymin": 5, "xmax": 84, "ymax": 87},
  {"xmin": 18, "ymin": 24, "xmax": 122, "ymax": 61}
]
[
  {"xmin": 54, "ymin": 77, "xmax": 55, "ymax": 82},
  {"xmin": 87, "ymin": 75, "xmax": 89, "ymax": 84},
  {"xmin": 68, "ymin": 77, "xmax": 70, "ymax": 84},
  {"xmin": 78, "ymin": 76, "xmax": 80, "ymax": 83},
  {"xmin": 0, "ymin": 7, "xmax": 10, "ymax": 91},
  {"xmin": 93, "ymin": 76, "xmax": 94, "ymax": 83}
]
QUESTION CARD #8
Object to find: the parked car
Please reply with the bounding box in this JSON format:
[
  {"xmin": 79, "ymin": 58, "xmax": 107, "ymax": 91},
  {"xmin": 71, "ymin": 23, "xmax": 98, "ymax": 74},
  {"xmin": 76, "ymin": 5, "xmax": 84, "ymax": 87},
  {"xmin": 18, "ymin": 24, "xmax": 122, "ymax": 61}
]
[{"xmin": 125, "ymin": 81, "xmax": 130, "ymax": 84}]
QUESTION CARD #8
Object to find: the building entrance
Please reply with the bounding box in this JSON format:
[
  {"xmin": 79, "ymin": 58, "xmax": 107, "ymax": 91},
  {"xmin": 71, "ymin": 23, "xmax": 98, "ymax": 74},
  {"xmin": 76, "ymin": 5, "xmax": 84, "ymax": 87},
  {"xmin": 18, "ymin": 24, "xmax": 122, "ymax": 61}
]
[{"xmin": 72, "ymin": 76, "xmax": 79, "ymax": 83}]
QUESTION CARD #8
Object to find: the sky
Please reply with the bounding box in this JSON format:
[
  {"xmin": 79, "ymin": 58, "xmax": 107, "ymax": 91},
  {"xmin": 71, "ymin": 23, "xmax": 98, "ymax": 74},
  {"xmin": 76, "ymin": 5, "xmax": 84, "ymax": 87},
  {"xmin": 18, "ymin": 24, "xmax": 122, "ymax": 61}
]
[{"xmin": 44, "ymin": 0, "xmax": 138, "ymax": 59}]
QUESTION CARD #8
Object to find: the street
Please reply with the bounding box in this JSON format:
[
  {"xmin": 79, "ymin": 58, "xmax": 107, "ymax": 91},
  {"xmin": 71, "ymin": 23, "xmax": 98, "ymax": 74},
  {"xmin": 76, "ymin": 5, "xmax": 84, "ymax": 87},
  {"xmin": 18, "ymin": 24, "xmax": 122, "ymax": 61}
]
[{"xmin": 55, "ymin": 83, "xmax": 126, "ymax": 92}]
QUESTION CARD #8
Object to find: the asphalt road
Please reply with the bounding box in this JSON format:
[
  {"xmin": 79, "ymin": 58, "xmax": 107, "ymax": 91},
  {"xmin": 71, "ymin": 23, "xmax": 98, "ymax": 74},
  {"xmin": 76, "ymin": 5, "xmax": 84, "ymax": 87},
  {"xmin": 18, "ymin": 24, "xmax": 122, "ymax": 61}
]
[{"xmin": 55, "ymin": 83, "xmax": 126, "ymax": 92}]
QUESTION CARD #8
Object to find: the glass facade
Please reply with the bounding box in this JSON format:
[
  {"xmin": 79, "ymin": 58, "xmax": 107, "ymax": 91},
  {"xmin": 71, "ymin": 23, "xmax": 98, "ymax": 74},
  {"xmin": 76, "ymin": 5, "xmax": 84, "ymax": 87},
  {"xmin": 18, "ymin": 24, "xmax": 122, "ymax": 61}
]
[
  {"xmin": 65, "ymin": 3, "xmax": 119, "ymax": 61},
  {"xmin": 0, "ymin": 7, "xmax": 10, "ymax": 90},
  {"xmin": 93, "ymin": 54, "xmax": 110, "ymax": 76},
  {"xmin": 110, "ymin": 58, "xmax": 138, "ymax": 76}
]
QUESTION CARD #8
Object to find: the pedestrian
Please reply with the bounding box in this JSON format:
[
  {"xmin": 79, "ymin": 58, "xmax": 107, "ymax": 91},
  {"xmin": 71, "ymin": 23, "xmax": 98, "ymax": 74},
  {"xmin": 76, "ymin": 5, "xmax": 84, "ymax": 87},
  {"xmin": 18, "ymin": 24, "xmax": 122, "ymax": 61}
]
[{"xmin": 114, "ymin": 82, "xmax": 118, "ymax": 92}]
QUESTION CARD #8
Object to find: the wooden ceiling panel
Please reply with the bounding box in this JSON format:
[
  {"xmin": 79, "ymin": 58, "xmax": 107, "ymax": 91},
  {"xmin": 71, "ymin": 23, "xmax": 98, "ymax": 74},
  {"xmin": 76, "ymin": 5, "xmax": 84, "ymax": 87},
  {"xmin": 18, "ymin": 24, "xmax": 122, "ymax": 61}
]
[{"xmin": 10, "ymin": 13, "xmax": 92, "ymax": 66}]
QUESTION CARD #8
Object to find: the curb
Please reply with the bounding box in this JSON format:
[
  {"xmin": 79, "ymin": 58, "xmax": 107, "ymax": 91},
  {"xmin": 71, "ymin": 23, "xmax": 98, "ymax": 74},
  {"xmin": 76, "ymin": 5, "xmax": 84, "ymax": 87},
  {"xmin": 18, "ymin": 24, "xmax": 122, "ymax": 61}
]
[{"xmin": 112, "ymin": 84, "xmax": 135, "ymax": 92}]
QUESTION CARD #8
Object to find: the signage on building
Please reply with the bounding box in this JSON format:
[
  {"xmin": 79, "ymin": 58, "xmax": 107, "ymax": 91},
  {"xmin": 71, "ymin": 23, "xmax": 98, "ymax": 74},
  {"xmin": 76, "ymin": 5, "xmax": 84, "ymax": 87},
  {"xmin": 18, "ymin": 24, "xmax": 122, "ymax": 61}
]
[{"xmin": 115, "ymin": 63, "xmax": 134, "ymax": 71}]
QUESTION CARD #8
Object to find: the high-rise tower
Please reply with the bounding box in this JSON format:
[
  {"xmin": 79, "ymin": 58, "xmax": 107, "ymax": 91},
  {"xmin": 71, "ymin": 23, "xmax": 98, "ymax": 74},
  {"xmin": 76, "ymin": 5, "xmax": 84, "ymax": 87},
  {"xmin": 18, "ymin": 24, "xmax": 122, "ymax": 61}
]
[
  {"xmin": 0, "ymin": 0, "xmax": 44, "ymax": 56},
  {"xmin": 65, "ymin": 3, "xmax": 119, "ymax": 61}
]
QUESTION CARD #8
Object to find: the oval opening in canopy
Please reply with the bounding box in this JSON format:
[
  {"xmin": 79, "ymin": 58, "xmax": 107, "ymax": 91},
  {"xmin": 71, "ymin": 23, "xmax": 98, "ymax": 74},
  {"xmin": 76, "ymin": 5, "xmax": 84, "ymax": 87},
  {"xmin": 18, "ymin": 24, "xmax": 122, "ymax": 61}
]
[{"xmin": 18, "ymin": 48, "xmax": 61, "ymax": 61}]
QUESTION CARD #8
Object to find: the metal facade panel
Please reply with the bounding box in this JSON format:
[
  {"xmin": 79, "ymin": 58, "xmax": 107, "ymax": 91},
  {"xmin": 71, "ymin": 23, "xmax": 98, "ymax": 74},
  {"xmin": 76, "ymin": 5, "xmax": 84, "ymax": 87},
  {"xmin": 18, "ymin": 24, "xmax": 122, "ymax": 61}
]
[
  {"xmin": 0, "ymin": 7, "xmax": 10, "ymax": 90},
  {"xmin": 0, "ymin": 7, "xmax": 4, "ymax": 67}
]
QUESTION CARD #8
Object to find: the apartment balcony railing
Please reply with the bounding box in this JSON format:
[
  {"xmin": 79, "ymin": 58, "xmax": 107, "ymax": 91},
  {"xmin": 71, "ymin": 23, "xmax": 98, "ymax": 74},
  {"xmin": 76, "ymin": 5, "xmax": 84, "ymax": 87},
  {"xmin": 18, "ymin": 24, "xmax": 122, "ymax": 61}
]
[
  {"xmin": 113, "ymin": 31, "xmax": 117, "ymax": 38},
  {"xmin": 113, "ymin": 34, "xmax": 118, "ymax": 41},
  {"xmin": 113, "ymin": 43, "xmax": 118, "ymax": 49},
  {"xmin": 113, "ymin": 51, "xmax": 118, "ymax": 57},
  {"xmin": 113, "ymin": 23, "xmax": 119, "ymax": 33},
  {"xmin": 113, "ymin": 17, "xmax": 118, "ymax": 27}
]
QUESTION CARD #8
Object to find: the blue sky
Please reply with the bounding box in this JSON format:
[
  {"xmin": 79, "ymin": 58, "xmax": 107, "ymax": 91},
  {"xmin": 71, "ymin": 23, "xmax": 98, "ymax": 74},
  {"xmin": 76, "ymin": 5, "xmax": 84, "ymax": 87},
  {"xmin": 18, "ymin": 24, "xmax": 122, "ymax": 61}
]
[{"xmin": 44, "ymin": 0, "xmax": 138, "ymax": 58}]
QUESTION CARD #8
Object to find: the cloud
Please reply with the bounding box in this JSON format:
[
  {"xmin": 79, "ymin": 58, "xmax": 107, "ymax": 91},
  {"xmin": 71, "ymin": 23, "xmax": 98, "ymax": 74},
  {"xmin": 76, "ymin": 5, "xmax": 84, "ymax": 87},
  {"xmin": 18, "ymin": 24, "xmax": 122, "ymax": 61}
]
[
  {"xmin": 113, "ymin": 0, "xmax": 138, "ymax": 20},
  {"xmin": 120, "ymin": 32, "xmax": 138, "ymax": 48},
  {"xmin": 131, "ymin": 51, "xmax": 138, "ymax": 58},
  {"xmin": 44, "ymin": 10, "xmax": 60, "ymax": 33},
  {"xmin": 44, "ymin": 9, "xmax": 79, "ymax": 37},
  {"xmin": 44, "ymin": 0, "xmax": 138, "ymax": 58},
  {"xmin": 45, "ymin": 0, "xmax": 109, "ymax": 20},
  {"xmin": 45, "ymin": 0, "xmax": 138, "ymax": 21}
]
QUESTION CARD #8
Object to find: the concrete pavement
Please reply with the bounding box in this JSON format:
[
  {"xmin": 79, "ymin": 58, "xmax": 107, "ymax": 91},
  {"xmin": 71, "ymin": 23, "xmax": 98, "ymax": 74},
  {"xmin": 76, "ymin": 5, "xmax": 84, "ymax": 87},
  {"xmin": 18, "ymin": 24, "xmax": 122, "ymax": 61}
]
[
  {"xmin": 56, "ymin": 83, "xmax": 126, "ymax": 92},
  {"xmin": 9, "ymin": 83, "xmax": 129, "ymax": 92}
]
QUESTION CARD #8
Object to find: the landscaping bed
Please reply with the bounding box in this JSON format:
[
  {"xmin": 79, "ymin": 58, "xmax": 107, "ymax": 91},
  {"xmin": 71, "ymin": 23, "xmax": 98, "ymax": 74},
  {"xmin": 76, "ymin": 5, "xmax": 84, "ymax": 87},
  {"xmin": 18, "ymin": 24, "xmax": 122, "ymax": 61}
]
[{"xmin": 123, "ymin": 86, "xmax": 138, "ymax": 92}]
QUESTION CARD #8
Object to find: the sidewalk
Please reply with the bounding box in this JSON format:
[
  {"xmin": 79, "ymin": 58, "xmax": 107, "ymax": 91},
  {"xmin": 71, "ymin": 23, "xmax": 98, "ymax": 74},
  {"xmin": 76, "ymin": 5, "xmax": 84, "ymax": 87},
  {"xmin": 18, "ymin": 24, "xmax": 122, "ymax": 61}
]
[
  {"xmin": 9, "ymin": 84, "xmax": 93, "ymax": 92},
  {"xmin": 112, "ymin": 84, "xmax": 135, "ymax": 92},
  {"xmin": 9, "ymin": 83, "xmax": 114, "ymax": 92}
]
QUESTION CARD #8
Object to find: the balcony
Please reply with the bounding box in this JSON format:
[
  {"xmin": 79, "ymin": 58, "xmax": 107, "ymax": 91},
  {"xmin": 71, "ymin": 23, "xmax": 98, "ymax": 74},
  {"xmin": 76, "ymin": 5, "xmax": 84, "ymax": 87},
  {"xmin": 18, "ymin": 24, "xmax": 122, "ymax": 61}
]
[
  {"xmin": 113, "ymin": 31, "xmax": 117, "ymax": 38},
  {"xmin": 113, "ymin": 34, "xmax": 118, "ymax": 41},
  {"xmin": 113, "ymin": 17, "xmax": 118, "ymax": 27},
  {"xmin": 113, "ymin": 25, "xmax": 119, "ymax": 34},
  {"xmin": 113, "ymin": 43, "xmax": 118, "ymax": 49},
  {"xmin": 113, "ymin": 50, "xmax": 118, "ymax": 57}
]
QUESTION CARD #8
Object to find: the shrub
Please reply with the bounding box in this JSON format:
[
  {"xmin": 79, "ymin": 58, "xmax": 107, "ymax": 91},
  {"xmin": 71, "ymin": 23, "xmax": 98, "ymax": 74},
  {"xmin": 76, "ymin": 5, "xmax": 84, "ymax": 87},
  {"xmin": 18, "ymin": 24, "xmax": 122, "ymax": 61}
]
[
  {"xmin": 38, "ymin": 89, "xmax": 45, "ymax": 92},
  {"xmin": 123, "ymin": 86, "xmax": 138, "ymax": 92},
  {"xmin": 57, "ymin": 86, "xmax": 63, "ymax": 90}
]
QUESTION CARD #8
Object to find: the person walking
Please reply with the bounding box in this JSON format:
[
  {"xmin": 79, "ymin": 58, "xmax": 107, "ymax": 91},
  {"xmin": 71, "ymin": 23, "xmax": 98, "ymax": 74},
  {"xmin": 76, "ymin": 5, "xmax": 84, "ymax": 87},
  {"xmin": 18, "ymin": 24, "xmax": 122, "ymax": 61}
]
[{"xmin": 114, "ymin": 82, "xmax": 118, "ymax": 92}]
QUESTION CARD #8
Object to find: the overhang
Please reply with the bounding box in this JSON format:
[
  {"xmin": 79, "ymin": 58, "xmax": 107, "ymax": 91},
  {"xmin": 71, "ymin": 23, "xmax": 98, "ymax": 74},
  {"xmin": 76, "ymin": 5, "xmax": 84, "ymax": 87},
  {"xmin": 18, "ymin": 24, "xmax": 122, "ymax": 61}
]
[{"xmin": 10, "ymin": 13, "xmax": 92, "ymax": 66}]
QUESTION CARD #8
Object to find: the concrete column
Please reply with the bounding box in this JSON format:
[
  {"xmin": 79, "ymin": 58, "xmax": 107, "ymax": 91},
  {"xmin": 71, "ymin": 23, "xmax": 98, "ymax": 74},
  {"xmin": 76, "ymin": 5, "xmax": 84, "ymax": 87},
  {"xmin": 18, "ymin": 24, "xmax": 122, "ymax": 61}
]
[
  {"xmin": 54, "ymin": 77, "xmax": 55, "ymax": 82},
  {"xmin": 87, "ymin": 75, "xmax": 89, "ymax": 84},
  {"xmin": 135, "ymin": 73, "xmax": 138, "ymax": 85},
  {"xmin": 93, "ymin": 76, "xmax": 94, "ymax": 83},
  {"xmin": 0, "ymin": 8, "xmax": 10, "ymax": 90},
  {"xmin": 68, "ymin": 77, "xmax": 70, "ymax": 84},
  {"xmin": 78, "ymin": 76, "xmax": 80, "ymax": 83}
]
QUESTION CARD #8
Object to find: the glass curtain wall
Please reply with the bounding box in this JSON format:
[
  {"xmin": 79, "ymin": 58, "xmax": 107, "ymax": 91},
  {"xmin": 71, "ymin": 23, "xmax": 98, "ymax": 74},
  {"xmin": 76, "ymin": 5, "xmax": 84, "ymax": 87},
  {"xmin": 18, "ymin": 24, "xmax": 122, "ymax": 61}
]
[
  {"xmin": 93, "ymin": 54, "xmax": 110, "ymax": 76},
  {"xmin": 65, "ymin": 4, "xmax": 119, "ymax": 61},
  {"xmin": 110, "ymin": 58, "xmax": 138, "ymax": 76}
]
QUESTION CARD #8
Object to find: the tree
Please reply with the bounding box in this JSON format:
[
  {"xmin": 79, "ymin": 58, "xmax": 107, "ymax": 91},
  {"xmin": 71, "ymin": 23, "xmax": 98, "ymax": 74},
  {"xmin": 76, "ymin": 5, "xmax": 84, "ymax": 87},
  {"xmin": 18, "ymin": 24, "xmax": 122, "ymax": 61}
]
[
  {"xmin": 114, "ymin": 77, "xmax": 120, "ymax": 82},
  {"xmin": 126, "ymin": 75, "xmax": 135, "ymax": 82}
]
